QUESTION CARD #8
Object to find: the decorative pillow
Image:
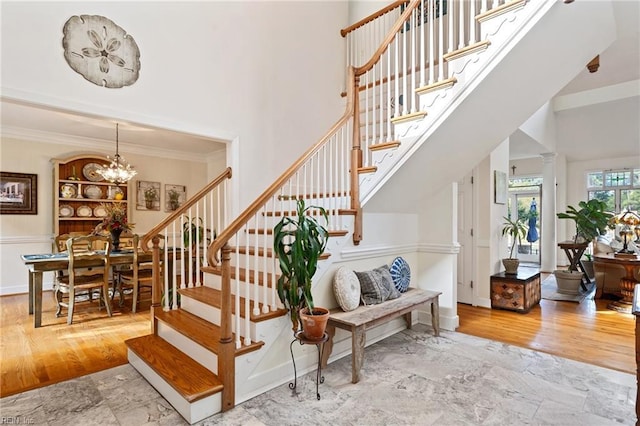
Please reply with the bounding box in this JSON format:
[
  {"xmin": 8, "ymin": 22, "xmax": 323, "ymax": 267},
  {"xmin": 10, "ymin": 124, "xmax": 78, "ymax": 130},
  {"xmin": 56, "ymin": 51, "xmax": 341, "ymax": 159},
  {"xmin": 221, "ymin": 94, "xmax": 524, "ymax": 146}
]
[
  {"xmin": 333, "ymin": 267, "xmax": 361, "ymax": 311},
  {"xmin": 357, "ymin": 269, "xmax": 391, "ymax": 305},
  {"xmin": 390, "ymin": 256, "xmax": 411, "ymax": 293},
  {"xmin": 374, "ymin": 265, "xmax": 401, "ymax": 300}
]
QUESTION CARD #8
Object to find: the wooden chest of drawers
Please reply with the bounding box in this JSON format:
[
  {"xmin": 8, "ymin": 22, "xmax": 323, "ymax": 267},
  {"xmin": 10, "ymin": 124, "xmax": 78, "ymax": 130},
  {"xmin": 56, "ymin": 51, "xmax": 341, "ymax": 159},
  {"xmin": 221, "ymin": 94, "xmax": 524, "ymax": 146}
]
[{"xmin": 491, "ymin": 269, "xmax": 541, "ymax": 313}]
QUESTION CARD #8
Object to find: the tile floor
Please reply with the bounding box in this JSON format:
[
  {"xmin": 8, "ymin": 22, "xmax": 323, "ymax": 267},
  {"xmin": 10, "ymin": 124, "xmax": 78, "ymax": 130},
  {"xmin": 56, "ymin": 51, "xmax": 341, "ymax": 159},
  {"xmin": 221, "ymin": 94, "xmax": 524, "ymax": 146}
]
[{"xmin": 1, "ymin": 325, "xmax": 636, "ymax": 425}]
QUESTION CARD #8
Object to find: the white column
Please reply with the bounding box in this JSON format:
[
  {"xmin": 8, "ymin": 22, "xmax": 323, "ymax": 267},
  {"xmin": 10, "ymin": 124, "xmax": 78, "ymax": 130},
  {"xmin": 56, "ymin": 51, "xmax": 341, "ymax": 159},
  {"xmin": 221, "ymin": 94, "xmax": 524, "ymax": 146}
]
[{"xmin": 541, "ymin": 152, "xmax": 557, "ymax": 272}]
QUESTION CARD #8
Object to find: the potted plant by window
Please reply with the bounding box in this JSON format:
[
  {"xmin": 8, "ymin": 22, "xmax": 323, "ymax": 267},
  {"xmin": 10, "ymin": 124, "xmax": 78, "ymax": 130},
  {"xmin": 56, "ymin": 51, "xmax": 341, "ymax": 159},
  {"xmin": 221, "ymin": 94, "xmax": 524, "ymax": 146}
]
[
  {"xmin": 555, "ymin": 199, "xmax": 613, "ymax": 294},
  {"xmin": 501, "ymin": 216, "xmax": 527, "ymax": 274},
  {"xmin": 273, "ymin": 199, "xmax": 330, "ymax": 340},
  {"xmin": 144, "ymin": 186, "xmax": 158, "ymax": 210}
]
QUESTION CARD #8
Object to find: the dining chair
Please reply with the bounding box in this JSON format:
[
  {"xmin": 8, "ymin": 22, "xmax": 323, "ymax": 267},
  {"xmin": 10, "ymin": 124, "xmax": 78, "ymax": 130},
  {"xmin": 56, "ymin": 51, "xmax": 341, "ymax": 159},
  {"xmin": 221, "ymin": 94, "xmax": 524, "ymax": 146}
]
[
  {"xmin": 117, "ymin": 234, "xmax": 162, "ymax": 313},
  {"xmin": 54, "ymin": 235, "xmax": 113, "ymax": 325},
  {"xmin": 53, "ymin": 232, "xmax": 97, "ymax": 305}
]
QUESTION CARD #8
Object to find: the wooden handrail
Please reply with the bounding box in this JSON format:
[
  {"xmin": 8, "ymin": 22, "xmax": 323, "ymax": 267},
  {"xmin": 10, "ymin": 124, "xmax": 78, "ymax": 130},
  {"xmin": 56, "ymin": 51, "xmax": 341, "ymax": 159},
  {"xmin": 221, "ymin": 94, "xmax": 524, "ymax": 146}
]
[
  {"xmin": 340, "ymin": 0, "xmax": 407, "ymax": 37},
  {"xmin": 354, "ymin": 0, "xmax": 421, "ymax": 77},
  {"xmin": 140, "ymin": 167, "xmax": 232, "ymax": 251},
  {"xmin": 208, "ymin": 67, "xmax": 357, "ymax": 265}
]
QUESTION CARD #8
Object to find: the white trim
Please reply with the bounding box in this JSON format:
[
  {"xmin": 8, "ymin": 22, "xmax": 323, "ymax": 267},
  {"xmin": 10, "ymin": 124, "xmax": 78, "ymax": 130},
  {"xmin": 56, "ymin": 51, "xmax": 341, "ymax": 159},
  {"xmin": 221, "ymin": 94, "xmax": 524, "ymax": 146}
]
[
  {"xmin": 340, "ymin": 242, "xmax": 460, "ymax": 260},
  {"xmin": 0, "ymin": 235, "xmax": 52, "ymax": 244},
  {"xmin": 553, "ymin": 80, "xmax": 640, "ymax": 112},
  {"xmin": 417, "ymin": 242, "xmax": 460, "ymax": 254},
  {"xmin": 340, "ymin": 243, "xmax": 416, "ymax": 260}
]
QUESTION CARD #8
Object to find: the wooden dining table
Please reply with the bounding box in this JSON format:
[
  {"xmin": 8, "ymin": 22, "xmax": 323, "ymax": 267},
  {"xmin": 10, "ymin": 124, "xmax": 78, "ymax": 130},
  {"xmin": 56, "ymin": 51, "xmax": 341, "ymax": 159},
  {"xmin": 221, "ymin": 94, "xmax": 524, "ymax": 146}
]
[
  {"xmin": 21, "ymin": 249, "xmax": 164, "ymax": 328},
  {"xmin": 594, "ymin": 252, "xmax": 640, "ymax": 313}
]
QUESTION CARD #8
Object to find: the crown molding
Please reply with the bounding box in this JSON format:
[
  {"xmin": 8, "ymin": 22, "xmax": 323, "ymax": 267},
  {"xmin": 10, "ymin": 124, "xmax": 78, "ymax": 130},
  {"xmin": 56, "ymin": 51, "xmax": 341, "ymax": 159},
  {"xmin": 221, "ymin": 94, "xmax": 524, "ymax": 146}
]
[{"xmin": 1, "ymin": 125, "xmax": 212, "ymax": 163}]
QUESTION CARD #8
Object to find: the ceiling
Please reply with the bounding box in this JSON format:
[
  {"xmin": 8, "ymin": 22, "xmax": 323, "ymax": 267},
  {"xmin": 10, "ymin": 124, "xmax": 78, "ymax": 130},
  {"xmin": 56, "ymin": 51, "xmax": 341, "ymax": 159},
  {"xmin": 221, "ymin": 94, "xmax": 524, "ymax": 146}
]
[
  {"xmin": 0, "ymin": 100, "xmax": 227, "ymax": 160},
  {"xmin": 1, "ymin": 2, "xmax": 638, "ymax": 163}
]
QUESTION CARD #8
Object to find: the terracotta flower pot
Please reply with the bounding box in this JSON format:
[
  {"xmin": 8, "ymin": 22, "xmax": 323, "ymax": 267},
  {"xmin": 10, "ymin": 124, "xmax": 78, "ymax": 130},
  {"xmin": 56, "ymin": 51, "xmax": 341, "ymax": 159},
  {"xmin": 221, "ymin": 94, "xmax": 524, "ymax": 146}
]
[{"xmin": 299, "ymin": 306, "xmax": 330, "ymax": 341}]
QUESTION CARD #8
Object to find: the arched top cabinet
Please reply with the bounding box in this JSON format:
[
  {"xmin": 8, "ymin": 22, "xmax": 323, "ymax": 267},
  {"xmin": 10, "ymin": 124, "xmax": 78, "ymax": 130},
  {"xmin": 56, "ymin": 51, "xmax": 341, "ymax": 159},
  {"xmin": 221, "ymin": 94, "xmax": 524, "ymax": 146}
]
[{"xmin": 52, "ymin": 154, "xmax": 131, "ymax": 236}]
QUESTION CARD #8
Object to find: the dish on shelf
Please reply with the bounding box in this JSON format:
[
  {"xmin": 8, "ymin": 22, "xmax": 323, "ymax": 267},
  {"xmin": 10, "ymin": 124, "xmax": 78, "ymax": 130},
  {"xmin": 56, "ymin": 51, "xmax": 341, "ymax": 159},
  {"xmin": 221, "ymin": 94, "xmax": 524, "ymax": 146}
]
[
  {"xmin": 59, "ymin": 204, "xmax": 74, "ymax": 217},
  {"xmin": 82, "ymin": 163, "xmax": 105, "ymax": 182},
  {"xmin": 76, "ymin": 205, "xmax": 93, "ymax": 217},
  {"xmin": 108, "ymin": 186, "xmax": 125, "ymax": 200},
  {"xmin": 83, "ymin": 185, "xmax": 103, "ymax": 199},
  {"xmin": 93, "ymin": 205, "xmax": 108, "ymax": 218},
  {"xmin": 60, "ymin": 183, "xmax": 77, "ymax": 199}
]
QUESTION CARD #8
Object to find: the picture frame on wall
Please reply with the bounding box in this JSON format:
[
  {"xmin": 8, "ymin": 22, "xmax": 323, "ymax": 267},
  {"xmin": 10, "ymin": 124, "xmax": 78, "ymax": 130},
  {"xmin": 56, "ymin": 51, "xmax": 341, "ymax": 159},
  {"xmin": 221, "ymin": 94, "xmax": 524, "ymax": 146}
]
[
  {"xmin": 494, "ymin": 170, "xmax": 507, "ymax": 205},
  {"xmin": 165, "ymin": 184, "xmax": 186, "ymax": 212},
  {"xmin": 136, "ymin": 180, "xmax": 161, "ymax": 211},
  {"xmin": 0, "ymin": 172, "xmax": 37, "ymax": 215}
]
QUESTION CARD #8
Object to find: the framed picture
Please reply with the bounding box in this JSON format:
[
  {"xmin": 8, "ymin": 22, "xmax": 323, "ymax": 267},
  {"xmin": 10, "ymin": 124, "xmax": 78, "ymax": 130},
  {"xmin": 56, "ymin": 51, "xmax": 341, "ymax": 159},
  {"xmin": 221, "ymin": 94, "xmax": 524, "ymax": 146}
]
[
  {"xmin": 165, "ymin": 184, "xmax": 186, "ymax": 212},
  {"xmin": 136, "ymin": 180, "xmax": 161, "ymax": 211},
  {"xmin": 0, "ymin": 172, "xmax": 37, "ymax": 215},
  {"xmin": 494, "ymin": 170, "xmax": 507, "ymax": 205}
]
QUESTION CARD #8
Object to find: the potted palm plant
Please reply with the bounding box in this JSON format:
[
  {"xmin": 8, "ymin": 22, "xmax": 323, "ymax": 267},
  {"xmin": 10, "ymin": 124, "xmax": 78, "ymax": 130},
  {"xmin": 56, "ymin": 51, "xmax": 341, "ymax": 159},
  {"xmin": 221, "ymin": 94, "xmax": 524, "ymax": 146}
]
[
  {"xmin": 273, "ymin": 199, "xmax": 330, "ymax": 340},
  {"xmin": 501, "ymin": 216, "xmax": 527, "ymax": 274},
  {"xmin": 555, "ymin": 199, "xmax": 613, "ymax": 294}
]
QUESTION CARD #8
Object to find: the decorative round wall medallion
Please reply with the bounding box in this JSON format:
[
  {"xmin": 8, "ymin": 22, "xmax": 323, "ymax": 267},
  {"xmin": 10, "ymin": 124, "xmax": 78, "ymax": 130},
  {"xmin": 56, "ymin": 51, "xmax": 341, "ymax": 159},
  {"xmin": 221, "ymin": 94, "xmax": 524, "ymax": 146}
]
[{"xmin": 62, "ymin": 15, "xmax": 140, "ymax": 88}]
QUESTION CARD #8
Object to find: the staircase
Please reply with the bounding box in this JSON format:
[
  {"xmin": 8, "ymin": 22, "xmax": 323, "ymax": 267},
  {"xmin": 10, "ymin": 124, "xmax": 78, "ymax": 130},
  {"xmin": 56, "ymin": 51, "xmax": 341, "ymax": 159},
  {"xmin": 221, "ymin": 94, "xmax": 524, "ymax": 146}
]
[{"xmin": 124, "ymin": 0, "xmax": 618, "ymax": 423}]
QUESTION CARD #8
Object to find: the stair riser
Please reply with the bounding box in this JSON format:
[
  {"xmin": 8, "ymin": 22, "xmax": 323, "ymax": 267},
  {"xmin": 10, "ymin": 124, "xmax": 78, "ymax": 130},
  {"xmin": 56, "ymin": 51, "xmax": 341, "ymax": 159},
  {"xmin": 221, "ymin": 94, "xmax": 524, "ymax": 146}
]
[
  {"xmin": 128, "ymin": 348, "xmax": 222, "ymax": 424},
  {"xmin": 204, "ymin": 271, "xmax": 279, "ymax": 301},
  {"xmin": 157, "ymin": 320, "xmax": 218, "ymax": 374},
  {"xmin": 180, "ymin": 295, "xmax": 262, "ymax": 342}
]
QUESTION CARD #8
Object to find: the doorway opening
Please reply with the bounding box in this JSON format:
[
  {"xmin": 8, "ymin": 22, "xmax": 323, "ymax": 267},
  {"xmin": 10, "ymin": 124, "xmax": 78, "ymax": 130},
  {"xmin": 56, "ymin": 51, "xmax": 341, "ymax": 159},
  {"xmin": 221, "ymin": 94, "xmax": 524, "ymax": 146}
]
[{"xmin": 508, "ymin": 177, "xmax": 542, "ymax": 266}]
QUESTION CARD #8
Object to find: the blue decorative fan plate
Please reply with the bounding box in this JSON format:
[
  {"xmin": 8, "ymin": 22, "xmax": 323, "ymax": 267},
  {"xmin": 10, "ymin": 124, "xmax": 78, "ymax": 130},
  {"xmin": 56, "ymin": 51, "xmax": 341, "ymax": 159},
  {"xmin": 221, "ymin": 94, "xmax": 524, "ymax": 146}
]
[{"xmin": 390, "ymin": 256, "xmax": 411, "ymax": 293}]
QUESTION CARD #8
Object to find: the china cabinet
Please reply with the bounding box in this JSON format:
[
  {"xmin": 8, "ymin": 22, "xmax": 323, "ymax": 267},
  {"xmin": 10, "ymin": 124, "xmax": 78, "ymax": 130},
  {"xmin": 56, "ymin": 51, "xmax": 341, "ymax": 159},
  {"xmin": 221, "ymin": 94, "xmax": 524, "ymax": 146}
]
[{"xmin": 52, "ymin": 154, "xmax": 131, "ymax": 235}]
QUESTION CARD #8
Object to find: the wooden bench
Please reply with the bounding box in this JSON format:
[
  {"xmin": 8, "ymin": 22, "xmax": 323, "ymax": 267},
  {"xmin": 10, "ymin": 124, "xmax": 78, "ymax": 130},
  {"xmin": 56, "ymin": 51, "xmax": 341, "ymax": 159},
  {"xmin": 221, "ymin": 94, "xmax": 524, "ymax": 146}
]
[{"xmin": 320, "ymin": 287, "xmax": 441, "ymax": 383}]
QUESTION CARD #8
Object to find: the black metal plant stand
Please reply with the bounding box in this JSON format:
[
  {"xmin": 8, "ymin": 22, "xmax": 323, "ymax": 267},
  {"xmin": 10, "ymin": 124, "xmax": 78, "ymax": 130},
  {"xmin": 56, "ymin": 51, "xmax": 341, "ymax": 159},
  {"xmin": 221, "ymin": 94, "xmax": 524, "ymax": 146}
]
[{"xmin": 289, "ymin": 331, "xmax": 328, "ymax": 400}]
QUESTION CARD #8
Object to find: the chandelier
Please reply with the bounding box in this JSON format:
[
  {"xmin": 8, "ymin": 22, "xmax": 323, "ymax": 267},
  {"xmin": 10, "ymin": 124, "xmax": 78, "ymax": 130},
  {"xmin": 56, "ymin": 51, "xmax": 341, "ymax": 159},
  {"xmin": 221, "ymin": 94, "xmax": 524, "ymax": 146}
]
[{"xmin": 97, "ymin": 123, "xmax": 137, "ymax": 185}]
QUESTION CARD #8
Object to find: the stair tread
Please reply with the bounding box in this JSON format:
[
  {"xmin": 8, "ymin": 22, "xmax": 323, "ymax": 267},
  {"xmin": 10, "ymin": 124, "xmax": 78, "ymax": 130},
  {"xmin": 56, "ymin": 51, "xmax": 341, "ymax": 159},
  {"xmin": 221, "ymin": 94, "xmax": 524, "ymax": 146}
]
[
  {"xmin": 125, "ymin": 334, "xmax": 223, "ymax": 403},
  {"xmin": 178, "ymin": 285, "xmax": 288, "ymax": 322},
  {"xmin": 369, "ymin": 141, "xmax": 401, "ymax": 151},
  {"xmin": 278, "ymin": 191, "xmax": 348, "ymax": 200},
  {"xmin": 263, "ymin": 209, "xmax": 352, "ymax": 217},
  {"xmin": 154, "ymin": 309, "xmax": 264, "ymax": 356},
  {"xmin": 358, "ymin": 166, "xmax": 377, "ymax": 174}
]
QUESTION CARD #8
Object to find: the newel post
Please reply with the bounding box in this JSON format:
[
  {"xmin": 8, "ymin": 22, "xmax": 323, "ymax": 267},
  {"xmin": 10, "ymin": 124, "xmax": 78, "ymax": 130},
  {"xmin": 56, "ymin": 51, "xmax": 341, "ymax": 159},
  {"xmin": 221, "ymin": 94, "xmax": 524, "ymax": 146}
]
[
  {"xmin": 351, "ymin": 74, "xmax": 363, "ymax": 245},
  {"xmin": 219, "ymin": 243, "xmax": 235, "ymax": 411},
  {"xmin": 150, "ymin": 234, "xmax": 161, "ymax": 334}
]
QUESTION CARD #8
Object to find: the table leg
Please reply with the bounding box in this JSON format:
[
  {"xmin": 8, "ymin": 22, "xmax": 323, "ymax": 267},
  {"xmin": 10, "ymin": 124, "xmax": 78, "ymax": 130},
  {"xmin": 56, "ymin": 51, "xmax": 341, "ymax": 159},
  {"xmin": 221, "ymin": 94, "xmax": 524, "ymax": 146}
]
[
  {"xmin": 431, "ymin": 298, "xmax": 440, "ymax": 337},
  {"xmin": 352, "ymin": 325, "xmax": 365, "ymax": 384},
  {"xmin": 320, "ymin": 325, "xmax": 335, "ymax": 368},
  {"xmin": 32, "ymin": 271, "xmax": 43, "ymax": 328},
  {"xmin": 28, "ymin": 271, "xmax": 34, "ymax": 315},
  {"xmin": 607, "ymin": 265, "xmax": 638, "ymax": 313}
]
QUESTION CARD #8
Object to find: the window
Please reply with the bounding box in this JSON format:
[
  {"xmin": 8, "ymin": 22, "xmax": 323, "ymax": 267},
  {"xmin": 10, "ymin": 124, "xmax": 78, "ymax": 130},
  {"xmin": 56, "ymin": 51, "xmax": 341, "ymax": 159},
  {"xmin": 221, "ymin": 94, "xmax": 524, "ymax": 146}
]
[{"xmin": 587, "ymin": 169, "xmax": 640, "ymax": 212}]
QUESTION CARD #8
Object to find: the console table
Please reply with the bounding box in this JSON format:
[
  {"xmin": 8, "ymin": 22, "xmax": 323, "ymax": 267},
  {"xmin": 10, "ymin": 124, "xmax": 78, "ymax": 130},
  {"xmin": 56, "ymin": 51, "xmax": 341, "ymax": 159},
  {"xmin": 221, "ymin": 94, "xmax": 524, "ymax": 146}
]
[{"xmin": 490, "ymin": 268, "xmax": 541, "ymax": 313}]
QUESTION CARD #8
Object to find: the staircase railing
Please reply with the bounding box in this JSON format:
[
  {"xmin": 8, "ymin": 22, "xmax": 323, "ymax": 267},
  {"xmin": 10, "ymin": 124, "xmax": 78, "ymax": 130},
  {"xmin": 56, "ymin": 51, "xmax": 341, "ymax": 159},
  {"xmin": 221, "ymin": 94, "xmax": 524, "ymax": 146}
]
[
  {"xmin": 141, "ymin": 167, "xmax": 232, "ymax": 313},
  {"xmin": 345, "ymin": 0, "xmax": 517, "ymax": 172},
  {"xmin": 142, "ymin": 0, "xmax": 522, "ymax": 412}
]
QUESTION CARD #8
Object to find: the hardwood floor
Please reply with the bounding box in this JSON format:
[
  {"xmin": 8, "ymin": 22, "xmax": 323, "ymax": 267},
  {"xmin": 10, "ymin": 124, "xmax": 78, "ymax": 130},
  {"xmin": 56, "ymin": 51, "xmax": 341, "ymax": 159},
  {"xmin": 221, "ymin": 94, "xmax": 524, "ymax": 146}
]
[
  {"xmin": 0, "ymin": 290, "xmax": 151, "ymax": 398},
  {"xmin": 1, "ymin": 282, "xmax": 636, "ymax": 398}
]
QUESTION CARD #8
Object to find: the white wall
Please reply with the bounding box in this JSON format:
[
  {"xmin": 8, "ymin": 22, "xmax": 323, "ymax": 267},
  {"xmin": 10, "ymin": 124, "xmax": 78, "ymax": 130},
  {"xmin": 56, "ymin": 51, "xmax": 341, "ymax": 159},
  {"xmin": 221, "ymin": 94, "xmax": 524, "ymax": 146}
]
[
  {"xmin": 0, "ymin": 1, "xmax": 348, "ymax": 295},
  {"xmin": 1, "ymin": 1, "xmax": 347, "ymax": 211},
  {"xmin": 0, "ymin": 136, "xmax": 221, "ymax": 295}
]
